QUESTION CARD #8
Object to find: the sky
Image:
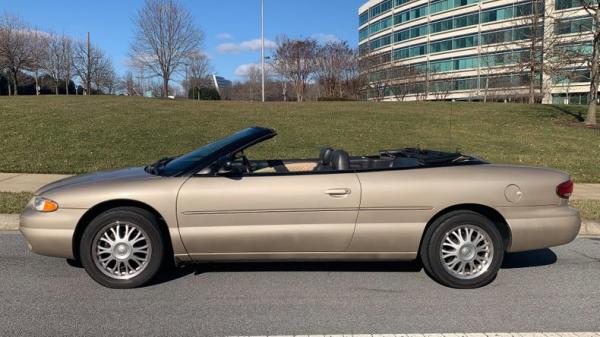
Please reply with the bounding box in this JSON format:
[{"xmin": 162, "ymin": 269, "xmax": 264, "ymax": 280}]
[{"xmin": 1, "ymin": 0, "xmax": 365, "ymax": 82}]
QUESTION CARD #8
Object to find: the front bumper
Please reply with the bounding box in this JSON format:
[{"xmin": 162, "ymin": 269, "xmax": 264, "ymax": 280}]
[
  {"xmin": 499, "ymin": 205, "xmax": 581, "ymax": 252},
  {"xmin": 19, "ymin": 206, "xmax": 87, "ymax": 259}
]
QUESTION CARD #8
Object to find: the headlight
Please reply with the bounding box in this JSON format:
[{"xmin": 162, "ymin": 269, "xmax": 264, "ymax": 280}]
[{"xmin": 32, "ymin": 196, "xmax": 59, "ymax": 212}]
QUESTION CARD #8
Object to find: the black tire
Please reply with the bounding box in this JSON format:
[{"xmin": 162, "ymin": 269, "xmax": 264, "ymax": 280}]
[
  {"xmin": 420, "ymin": 210, "xmax": 504, "ymax": 289},
  {"xmin": 79, "ymin": 207, "xmax": 165, "ymax": 289}
]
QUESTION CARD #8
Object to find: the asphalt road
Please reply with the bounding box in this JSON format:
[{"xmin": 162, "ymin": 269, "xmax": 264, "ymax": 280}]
[{"xmin": 1, "ymin": 233, "xmax": 599, "ymax": 337}]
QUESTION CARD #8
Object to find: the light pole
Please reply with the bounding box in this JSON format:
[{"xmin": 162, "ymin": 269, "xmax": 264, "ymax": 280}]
[{"xmin": 261, "ymin": 0, "xmax": 265, "ymax": 102}]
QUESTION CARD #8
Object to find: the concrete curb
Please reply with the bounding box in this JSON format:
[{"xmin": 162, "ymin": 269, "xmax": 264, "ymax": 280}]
[
  {"xmin": 0, "ymin": 214, "xmax": 19, "ymax": 231},
  {"xmin": 579, "ymin": 220, "xmax": 600, "ymax": 236},
  {"xmin": 1, "ymin": 213, "xmax": 598, "ymax": 236}
]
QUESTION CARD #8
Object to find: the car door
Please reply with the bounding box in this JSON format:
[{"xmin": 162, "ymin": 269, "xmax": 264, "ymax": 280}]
[{"xmin": 176, "ymin": 172, "xmax": 361, "ymax": 257}]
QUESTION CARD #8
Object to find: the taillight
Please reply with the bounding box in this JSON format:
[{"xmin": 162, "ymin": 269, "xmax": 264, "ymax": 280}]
[{"xmin": 556, "ymin": 179, "xmax": 574, "ymax": 199}]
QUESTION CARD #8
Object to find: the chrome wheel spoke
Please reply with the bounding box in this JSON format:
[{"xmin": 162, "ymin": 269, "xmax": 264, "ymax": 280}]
[
  {"xmin": 92, "ymin": 221, "xmax": 152, "ymax": 280},
  {"xmin": 440, "ymin": 224, "xmax": 494, "ymax": 280}
]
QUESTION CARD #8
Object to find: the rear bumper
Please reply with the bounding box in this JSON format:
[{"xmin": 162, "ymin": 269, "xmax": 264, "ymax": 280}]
[
  {"xmin": 499, "ymin": 205, "xmax": 581, "ymax": 252},
  {"xmin": 19, "ymin": 207, "xmax": 87, "ymax": 259}
]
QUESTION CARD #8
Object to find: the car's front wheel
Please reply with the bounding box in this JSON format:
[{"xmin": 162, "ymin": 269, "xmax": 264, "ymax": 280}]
[
  {"xmin": 79, "ymin": 207, "xmax": 165, "ymax": 288},
  {"xmin": 420, "ymin": 210, "xmax": 504, "ymax": 289}
]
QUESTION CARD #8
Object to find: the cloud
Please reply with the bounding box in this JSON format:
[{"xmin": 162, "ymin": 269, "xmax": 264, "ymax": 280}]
[
  {"xmin": 216, "ymin": 33, "xmax": 233, "ymax": 40},
  {"xmin": 217, "ymin": 38, "xmax": 277, "ymax": 54},
  {"xmin": 234, "ymin": 63, "xmax": 274, "ymax": 77},
  {"xmin": 311, "ymin": 33, "xmax": 340, "ymax": 43}
]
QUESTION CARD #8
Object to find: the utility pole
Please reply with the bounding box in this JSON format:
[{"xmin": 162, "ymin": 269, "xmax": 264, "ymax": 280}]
[
  {"xmin": 87, "ymin": 32, "xmax": 91, "ymax": 95},
  {"xmin": 261, "ymin": 0, "xmax": 265, "ymax": 102}
]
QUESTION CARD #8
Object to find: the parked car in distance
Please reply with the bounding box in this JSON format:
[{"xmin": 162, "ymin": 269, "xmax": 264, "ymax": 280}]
[{"xmin": 20, "ymin": 126, "xmax": 581, "ymax": 289}]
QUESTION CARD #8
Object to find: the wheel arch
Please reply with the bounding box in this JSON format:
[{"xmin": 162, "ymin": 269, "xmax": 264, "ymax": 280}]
[
  {"xmin": 419, "ymin": 203, "xmax": 512, "ymax": 253},
  {"xmin": 72, "ymin": 199, "xmax": 173, "ymax": 262}
]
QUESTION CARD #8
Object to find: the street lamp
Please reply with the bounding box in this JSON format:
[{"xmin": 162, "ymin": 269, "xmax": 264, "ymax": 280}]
[{"xmin": 261, "ymin": 0, "xmax": 265, "ymax": 102}]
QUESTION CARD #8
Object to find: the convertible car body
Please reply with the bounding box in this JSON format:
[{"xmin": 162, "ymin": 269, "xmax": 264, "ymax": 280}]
[{"xmin": 20, "ymin": 126, "xmax": 581, "ymax": 288}]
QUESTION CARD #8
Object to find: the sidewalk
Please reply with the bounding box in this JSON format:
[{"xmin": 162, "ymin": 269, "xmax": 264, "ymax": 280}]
[
  {"xmin": 0, "ymin": 173, "xmax": 72, "ymax": 193},
  {"xmin": 1, "ymin": 172, "xmax": 600, "ymax": 199}
]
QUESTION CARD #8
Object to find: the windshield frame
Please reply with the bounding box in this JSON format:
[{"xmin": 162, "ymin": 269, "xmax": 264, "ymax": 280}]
[{"xmin": 155, "ymin": 126, "xmax": 276, "ymax": 177}]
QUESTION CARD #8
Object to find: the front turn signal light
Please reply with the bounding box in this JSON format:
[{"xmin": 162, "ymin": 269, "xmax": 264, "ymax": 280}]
[{"xmin": 33, "ymin": 196, "xmax": 59, "ymax": 212}]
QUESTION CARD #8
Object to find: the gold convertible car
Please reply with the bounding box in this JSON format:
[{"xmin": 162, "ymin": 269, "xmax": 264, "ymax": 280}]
[{"xmin": 20, "ymin": 127, "xmax": 581, "ymax": 289}]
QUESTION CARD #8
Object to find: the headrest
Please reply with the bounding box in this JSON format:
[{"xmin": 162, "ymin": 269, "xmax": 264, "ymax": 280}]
[
  {"xmin": 319, "ymin": 147, "xmax": 335, "ymax": 165},
  {"xmin": 331, "ymin": 150, "xmax": 350, "ymax": 170}
]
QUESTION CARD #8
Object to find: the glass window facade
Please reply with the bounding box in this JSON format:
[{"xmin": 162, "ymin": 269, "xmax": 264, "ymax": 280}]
[
  {"xmin": 553, "ymin": 69, "xmax": 590, "ymax": 84},
  {"xmin": 360, "ymin": 12, "xmax": 369, "ymax": 26},
  {"xmin": 394, "ymin": 5, "xmax": 429, "ymax": 25},
  {"xmin": 430, "ymin": 0, "xmax": 478, "ymax": 14},
  {"xmin": 430, "ymin": 56, "xmax": 478, "ymax": 73},
  {"xmin": 430, "ymin": 34, "xmax": 477, "ymax": 53},
  {"xmin": 370, "ymin": 0, "xmax": 393, "ymax": 19},
  {"xmin": 369, "ymin": 16, "xmax": 394, "ymax": 36},
  {"xmin": 360, "ymin": 1, "xmax": 532, "ymax": 41},
  {"xmin": 480, "ymin": 26, "xmax": 532, "ymax": 45},
  {"xmin": 554, "ymin": 17, "xmax": 593, "ymax": 35},
  {"xmin": 370, "ymin": 34, "xmax": 392, "ymax": 50},
  {"xmin": 394, "ymin": 24, "xmax": 428, "ymax": 42},
  {"xmin": 373, "ymin": 73, "xmax": 534, "ymax": 99},
  {"xmin": 393, "ymin": 43, "xmax": 428, "ymax": 59},
  {"xmin": 430, "ymin": 13, "xmax": 479, "ymax": 33},
  {"xmin": 359, "ymin": 0, "xmax": 594, "ymax": 100},
  {"xmin": 555, "ymin": 0, "xmax": 584, "ymax": 10}
]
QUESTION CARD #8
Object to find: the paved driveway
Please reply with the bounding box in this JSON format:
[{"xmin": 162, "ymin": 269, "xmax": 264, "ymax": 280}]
[{"xmin": 1, "ymin": 234, "xmax": 599, "ymax": 336}]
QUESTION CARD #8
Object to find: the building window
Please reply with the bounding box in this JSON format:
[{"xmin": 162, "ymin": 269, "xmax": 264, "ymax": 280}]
[
  {"xmin": 430, "ymin": 0, "xmax": 478, "ymax": 15},
  {"xmin": 360, "ymin": 11, "xmax": 369, "ymax": 26},
  {"xmin": 554, "ymin": 17, "xmax": 593, "ymax": 35},
  {"xmin": 555, "ymin": 0, "xmax": 585, "ymax": 10},
  {"xmin": 481, "ymin": 2, "xmax": 532, "ymax": 23}
]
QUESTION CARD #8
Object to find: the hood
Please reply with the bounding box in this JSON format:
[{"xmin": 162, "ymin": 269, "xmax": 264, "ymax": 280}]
[{"xmin": 35, "ymin": 167, "xmax": 154, "ymax": 195}]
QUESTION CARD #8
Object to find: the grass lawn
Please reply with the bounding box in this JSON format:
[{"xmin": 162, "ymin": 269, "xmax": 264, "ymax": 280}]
[
  {"xmin": 0, "ymin": 192, "xmax": 31, "ymax": 214},
  {"xmin": 0, "ymin": 192, "xmax": 598, "ymax": 221},
  {"xmin": 571, "ymin": 200, "xmax": 600, "ymax": 221},
  {"xmin": 0, "ymin": 96, "xmax": 598, "ymax": 181}
]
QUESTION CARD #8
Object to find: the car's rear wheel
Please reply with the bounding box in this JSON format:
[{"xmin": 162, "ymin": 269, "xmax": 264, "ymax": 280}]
[
  {"xmin": 420, "ymin": 210, "xmax": 504, "ymax": 289},
  {"xmin": 80, "ymin": 207, "xmax": 165, "ymax": 288}
]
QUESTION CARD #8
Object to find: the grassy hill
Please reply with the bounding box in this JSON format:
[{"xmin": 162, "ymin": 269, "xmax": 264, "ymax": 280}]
[{"xmin": 0, "ymin": 96, "xmax": 598, "ymax": 182}]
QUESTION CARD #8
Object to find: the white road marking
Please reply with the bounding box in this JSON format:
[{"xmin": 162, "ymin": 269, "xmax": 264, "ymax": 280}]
[{"xmin": 225, "ymin": 332, "xmax": 600, "ymax": 337}]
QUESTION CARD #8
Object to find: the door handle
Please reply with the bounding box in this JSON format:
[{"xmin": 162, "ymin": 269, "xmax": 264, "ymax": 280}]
[{"xmin": 325, "ymin": 188, "xmax": 351, "ymax": 197}]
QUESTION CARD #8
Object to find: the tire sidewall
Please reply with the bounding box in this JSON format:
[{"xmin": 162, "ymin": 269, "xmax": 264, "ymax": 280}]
[
  {"xmin": 424, "ymin": 211, "xmax": 504, "ymax": 289},
  {"xmin": 80, "ymin": 207, "xmax": 164, "ymax": 289}
]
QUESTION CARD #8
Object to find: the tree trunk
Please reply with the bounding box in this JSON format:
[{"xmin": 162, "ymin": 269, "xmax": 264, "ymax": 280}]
[
  {"xmin": 529, "ymin": 65, "xmax": 535, "ymax": 104},
  {"xmin": 65, "ymin": 78, "xmax": 69, "ymax": 95},
  {"xmin": 55, "ymin": 82, "xmax": 59, "ymax": 95},
  {"xmin": 587, "ymin": 101, "xmax": 597, "ymax": 125},
  {"xmin": 11, "ymin": 71, "xmax": 18, "ymax": 96},
  {"xmin": 587, "ymin": 15, "xmax": 600, "ymax": 126},
  {"xmin": 34, "ymin": 70, "xmax": 40, "ymax": 95},
  {"xmin": 163, "ymin": 77, "xmax": 169, "ymax": 98}
]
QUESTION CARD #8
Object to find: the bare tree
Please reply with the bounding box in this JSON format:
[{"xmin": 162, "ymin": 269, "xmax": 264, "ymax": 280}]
[
  {"xmin": 130, "ymin": 0, "xmax": 204, "ymax": 98},
  {"xmin": 185, "ymin": 49, "xmax": 211, "ymax": 95},
  {"xmin": 315, "ymin": 41, "xmax": 354, "ymax": 98},
  {"xmin": 27, "ymin": 30, "xmax": 48, "ymax": 95},
  {"xmin": 503, "ymin": 1, "xmax": 570, "ymax": 104},
  {"xmin": 578, "ymin": 0, "xmax": 600, "ymax": 125},
  {"xmin": 0, "ymin": 14, "xmax": 32, "ymax": 95},
  {"xmin": 72, "ymin": 37, "xmax": 113, "ymax": 95},
  {"xmin": 341, "ymin": 49, "xmax": 367, "ymax": 100},
  {"xmin": 41, "ymin": 33, "xmax": 71, "ymax": 95},
  {"xmin": 96, "ymin": 60, "xmax": 117, "ymax": 94},
  {"xmin": 272, "ymin": 36, "xmax": 318, "ymax": 102}
]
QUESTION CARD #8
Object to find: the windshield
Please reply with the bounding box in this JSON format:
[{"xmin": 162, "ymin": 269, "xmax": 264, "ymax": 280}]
[{"xmin": 153, "ymin": 127, "xmax": 274, "ymax": 176}]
